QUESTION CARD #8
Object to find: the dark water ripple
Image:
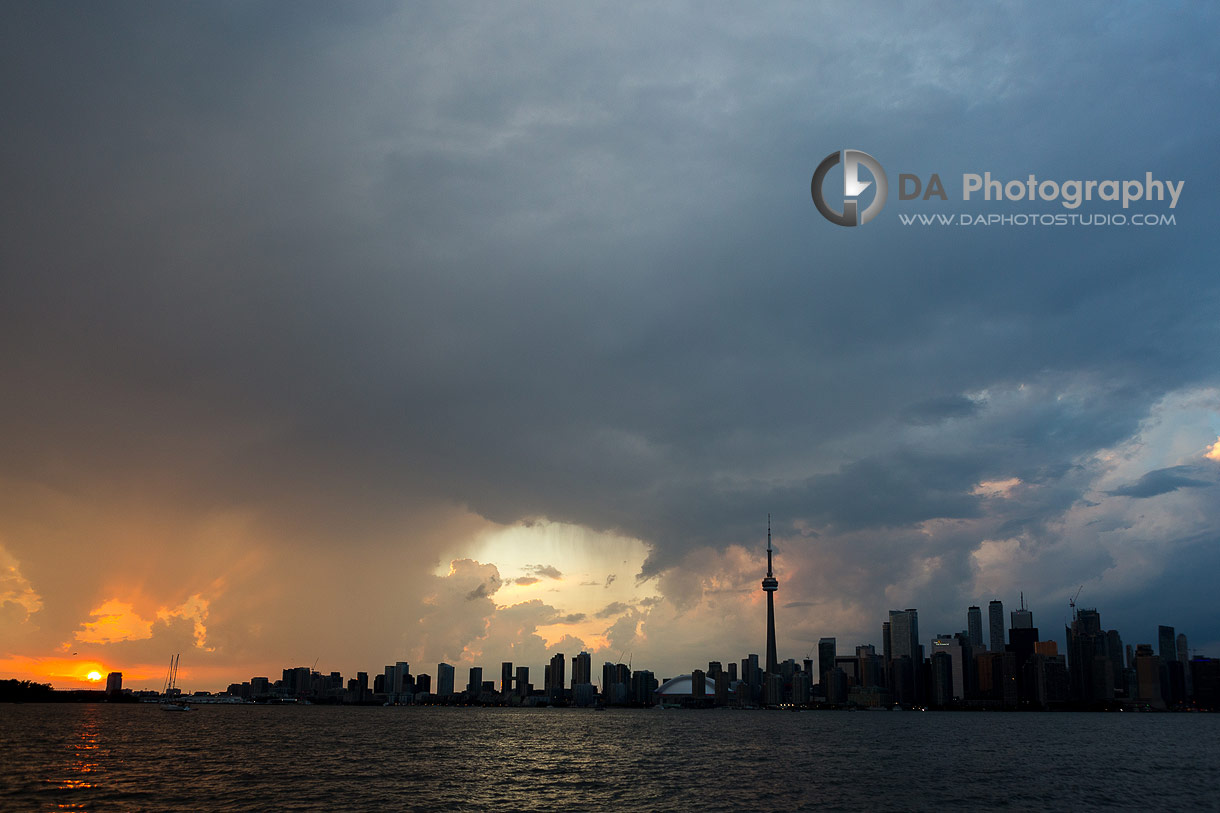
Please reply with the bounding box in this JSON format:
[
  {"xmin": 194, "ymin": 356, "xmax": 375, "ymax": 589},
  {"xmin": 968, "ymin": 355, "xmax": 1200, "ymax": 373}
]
[{"xmin": 1, "ymin": 704, "xmax": 1217, "ymax": 811}]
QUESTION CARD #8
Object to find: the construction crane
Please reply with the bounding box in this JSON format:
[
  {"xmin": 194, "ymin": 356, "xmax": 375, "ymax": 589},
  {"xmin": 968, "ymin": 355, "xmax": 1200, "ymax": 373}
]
[{"xmin": 1069, "ymin": 585, "xmax": 1083, "ymax": 620}]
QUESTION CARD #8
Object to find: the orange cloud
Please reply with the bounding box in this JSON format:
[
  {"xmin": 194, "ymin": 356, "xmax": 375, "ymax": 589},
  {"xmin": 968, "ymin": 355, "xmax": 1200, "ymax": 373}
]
[
  {"xmin": 157, "ymin": 594, "xmax": 212, "ymax": 651},
  {"xmin": 1206, "ymin": 437, "xmax": 1220, "ymax": 462},
  {"xmin": 74, "ymin": 600, "xmax": 153, "ymax": 644},
  {"xmin": 73, "ymin": 594, "xmax": 212, "ymax": 649},
  {"xmin": 0, "ymin": 544, "xmax": 43, "ymax": 621}
]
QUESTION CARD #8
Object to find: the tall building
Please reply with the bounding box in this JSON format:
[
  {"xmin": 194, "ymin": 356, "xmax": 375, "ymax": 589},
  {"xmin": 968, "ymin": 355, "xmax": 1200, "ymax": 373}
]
[
  {"xmin": 1158, "ymin": 625, "xmax": 1176, "ymax": 663},
  {"xmin": 572, "ymin": 651, "xmax": 591, "ymax": 689},
  {"xmin": 501, "ymin": 662, "xmax": 514, "ymax": 695},
  {"xmin": 761, "ymin": 516, "xmax": 780, "ymax": 677},
  {"xmin": 888, "ymin": 609, "xmax": 919, "ymax": 662},
  {"xmin": 467, "ymin": 666, "xmax": 483, "ymax": 696},
  {"xmin": 515, "ymin": 666, "xmax": 530, "ymax": 699},
  {"xmin": 1066, "ymin": 608, "xmax": 1112, "ymax": 705},
  {"xmin": 988, "ymin": 600, "xmax": 1004, "ymax": 653},
  {"xmin": 818, "ymin": 638, "xmax": 837, "ymax": 688},
  {"xmin": 437, "ymin": 663, "xmax": 455, "ymax": 697},
  {"xmin": 931, "ymin": 634, "xmax": 965, "ymax": 702},
  {"xmin": 888, "ymin": 609, "xmax": 920, "ymax": 705},
  {"xmin": 547, "ymin": 653, "xmax": 566, "ymax": 700},
  {"xmin": 967, "ymin": 605, "xmax": 984, "ymax": 650},
  {"xmin": 1178, "ymin": 633, "xmax": 1193, "ymax": 699},
  {"xmin": 105, "ymin": 672, "xmax": 122, "ymax": 694}
]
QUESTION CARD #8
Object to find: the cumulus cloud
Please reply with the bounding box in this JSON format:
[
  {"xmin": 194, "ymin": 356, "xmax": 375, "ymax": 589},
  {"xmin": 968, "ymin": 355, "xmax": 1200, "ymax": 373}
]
[{"xmin": 524, "ymin": 565, "xmax": 564, "ymax": 580}]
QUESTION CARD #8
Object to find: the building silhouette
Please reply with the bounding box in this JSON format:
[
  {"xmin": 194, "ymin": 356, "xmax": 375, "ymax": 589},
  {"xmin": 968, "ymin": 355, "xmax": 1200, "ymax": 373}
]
[
  {"xmin": 761, "ymin": 516, "xmax": 779, "ymax": 678},
  {"xmin": 988, "ymin": 600, "xmax": 1004, "ymax": 653},
  {"xmin": 967, "ymin": 605, "xmax": 983, "ymax": 650}
]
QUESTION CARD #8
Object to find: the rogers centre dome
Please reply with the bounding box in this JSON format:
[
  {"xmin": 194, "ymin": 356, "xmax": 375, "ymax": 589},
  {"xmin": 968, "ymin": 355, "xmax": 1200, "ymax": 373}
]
[{"xmin": 655, "ymin": 674, "xmax": 718, "ymax": 697}]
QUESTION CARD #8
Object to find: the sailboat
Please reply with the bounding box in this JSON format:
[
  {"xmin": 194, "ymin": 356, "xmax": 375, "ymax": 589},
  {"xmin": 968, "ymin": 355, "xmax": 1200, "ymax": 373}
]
[{"xmin": 161, "ymin": 653, "xmax": 191, "ymax": 711}]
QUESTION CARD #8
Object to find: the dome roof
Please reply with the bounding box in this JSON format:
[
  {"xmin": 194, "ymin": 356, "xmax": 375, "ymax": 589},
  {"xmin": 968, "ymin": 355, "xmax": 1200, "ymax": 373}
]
[{"xmin": 655, "ymin": 674, "xmax": 718, "ymax": 696}]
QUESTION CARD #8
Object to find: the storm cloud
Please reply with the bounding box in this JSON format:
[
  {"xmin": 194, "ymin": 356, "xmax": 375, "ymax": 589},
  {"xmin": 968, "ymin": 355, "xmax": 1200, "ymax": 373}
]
[{"xmin": 1, "ymin": 1, "xmax": 1218, "ymax": 685}]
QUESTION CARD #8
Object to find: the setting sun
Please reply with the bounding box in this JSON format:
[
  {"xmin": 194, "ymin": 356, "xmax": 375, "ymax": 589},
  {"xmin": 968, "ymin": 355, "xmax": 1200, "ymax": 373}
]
[{"xmin": 86, "ymin": 671, "xmax": 102, "ymax": 682}]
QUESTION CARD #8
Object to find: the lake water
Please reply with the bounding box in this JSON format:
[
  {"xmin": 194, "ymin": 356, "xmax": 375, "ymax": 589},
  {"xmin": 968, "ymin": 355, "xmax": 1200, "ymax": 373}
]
[{"xmin": 1, "ymin": 704, "xmax": 1217, "ymax": 811}]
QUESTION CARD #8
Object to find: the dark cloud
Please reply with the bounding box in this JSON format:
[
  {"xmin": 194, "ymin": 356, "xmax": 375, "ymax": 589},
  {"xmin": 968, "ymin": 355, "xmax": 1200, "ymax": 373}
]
[
  {"xmin": 903, "ymin": 395, "xmax": 982, "ymax": 426},
  {"xmin": 524, "ymin": 565, "xmax": 564, "ymax": 580},
  {"xmin": 596, "ymin": 602, "xmax": 631, "ymax": 619},
  {"xmin": 1106, "ymin": 466, "xmax": 1215, "ymax": 499}
]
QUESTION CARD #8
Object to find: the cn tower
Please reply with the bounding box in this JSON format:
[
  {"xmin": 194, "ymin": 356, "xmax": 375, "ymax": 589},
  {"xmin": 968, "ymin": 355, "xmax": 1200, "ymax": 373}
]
[{"xmin": 762, "ymin": 514, "xmax": 779, "ymax": 676}]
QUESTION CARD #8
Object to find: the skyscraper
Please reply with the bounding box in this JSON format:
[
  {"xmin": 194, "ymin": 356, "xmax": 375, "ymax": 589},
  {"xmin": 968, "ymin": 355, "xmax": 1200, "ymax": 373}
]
[
  {"xmin": 967, "ymin": 605, "xmax": 984, "ymax": 650},
  {"xmin": 818, "ymin": 638, "xmax": 836, "ymax": 688},
  {"xmin": 501, "ymin": 662, "xmax": 513, "ymax": 695},
  {"xmin": 548, "ymin": 652, "xmax": 566, "ymax": 700},
  {"xmin": 572, "ymin": 651, "xmax": 591, "ymax": 689},
  {"xmin": 761, "ymin": 515, "xmax": 779, "ymax": 676},
  {"xmin": 1158, "ymin": 625, "xmax": 1176, "ymax": 663},
  {"xmin": 467, "ymin": 666, "xmax": 483, "ymax": 696},
  {"xmin": 988, "ymin": 600, "xmax": 1004, "ymax": 653},
  {"xmin": 888, "ymin": 609, "xmax": 919, "ymax": 663},
  {"xmin": 437, "ymin": 663, "xmax": 455, "ymax": 697}
]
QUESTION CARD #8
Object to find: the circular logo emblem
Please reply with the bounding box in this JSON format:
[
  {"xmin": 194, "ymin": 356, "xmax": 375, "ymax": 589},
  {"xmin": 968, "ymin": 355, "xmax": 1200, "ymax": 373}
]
[{"xmin": 811, "ymin": 150, "xmax": 888, "ymax": 227}]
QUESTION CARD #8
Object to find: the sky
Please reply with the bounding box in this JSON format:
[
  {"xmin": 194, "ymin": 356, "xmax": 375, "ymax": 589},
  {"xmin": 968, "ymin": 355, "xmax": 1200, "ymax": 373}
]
[{"xmin": 2, "ymin": 2, "xmax": 1218, "ymax": 692}]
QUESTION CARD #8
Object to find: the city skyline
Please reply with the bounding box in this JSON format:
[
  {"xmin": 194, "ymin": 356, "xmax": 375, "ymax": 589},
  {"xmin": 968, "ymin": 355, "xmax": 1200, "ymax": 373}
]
[{"xmin": 2, "ymin": 3, "xmax": 1219, "ymax": 694}]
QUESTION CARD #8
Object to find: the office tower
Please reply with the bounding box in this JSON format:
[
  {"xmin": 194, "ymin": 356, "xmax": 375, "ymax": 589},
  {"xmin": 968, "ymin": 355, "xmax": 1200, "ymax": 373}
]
[
  {"xmin": 931, "ymin": 634, "xmax": 965, "ymax": 702},
  {"xmin": 856, "ymin": 645, "xmax": 883, "ymax": 689},
  {"xmin": 888, "ymin": 609, "xmax": 920, "ymax": 705},
  {"xmin": 691, "ymin": 668, "xmax": 707, "ymax": 699},
  {"xmin": 1066, "ymin": 608, "xmax": 1112, "ymax": 704},
  {"xmin": 515, "ymin": 666, "xmax": 530, "ymax": 698},
  {"xmin": 1178, "ymin": 633, "xmax": 1193, "ymax": 699},
  {"xmin": 930, "ymin": 651, "xmax": 953, "ymax": 706},
  {"xmin": 707, "ymin": 661, "xmax": 723, "ymax": 679},
  {"xmin": 1158, "ymin": 625, "xmax": 1176, "ymax": 663},
  {"xmin": 727, "ymin": 662, "xmax": 738, "ymax": 682},
  {"xmin": 818, "ymin": 638, "xmax": 837, "ymax": 687},
  {"xmin": 743, "ymin": 654, "xmax": 761, "ymax": 701},
  {"xmin": 1134, "ymin": 644, "xmax": 1165, "ymax": 709},
  {"xmin": 882, "ymin": 621, "xmax": 892, "ymax": 662},
  {"xmin": 988, "ymin": 600, "xmax": 1004, "ymax": 653},
  {"xmin": 1105, "ymin": 630, "xmax": 1125, "ymax": 691},
  {"xmin": 967, "ymin": 605, "xmax": 984, "ymax": 650},
  {"xmin": 888, "ymin": 610, "xmax": 919, "ymax": 663},
  {"xmin": 437, "ymin": 663, "xmax": 455, "ymax": 697},
  {"xmin": 761, "ymin": 516, "xmax": 780, "ymax": 676},
  {"xmin": 501, "ymin": 662, "xmax": 514, "ymax": 694},
  {"xmin": 467, "ymin": 666, "xmax": 483, "ymax": 696},
  {"xmin": 573, "ymin": 651, "xmax": 591, "ymax": 689},
  {"xmin": 105, "ymin": 672, "xmax": 122, "ymax": 694}
]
